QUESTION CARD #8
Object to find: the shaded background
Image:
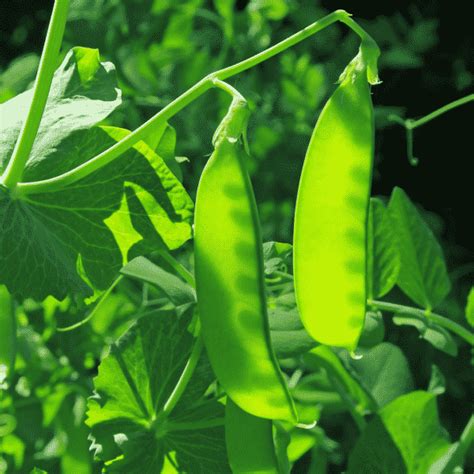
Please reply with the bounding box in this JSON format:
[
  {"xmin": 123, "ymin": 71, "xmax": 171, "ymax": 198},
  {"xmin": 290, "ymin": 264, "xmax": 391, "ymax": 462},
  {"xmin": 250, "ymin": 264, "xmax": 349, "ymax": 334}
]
[{"xmin": 1, "ymin": 1, "xmax": 472, "ymax": 472}]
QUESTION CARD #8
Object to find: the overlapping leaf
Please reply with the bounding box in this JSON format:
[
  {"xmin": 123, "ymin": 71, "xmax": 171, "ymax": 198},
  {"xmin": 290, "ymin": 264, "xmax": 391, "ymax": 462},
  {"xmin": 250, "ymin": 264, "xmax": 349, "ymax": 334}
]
[
  {"xmin": 0, "ymin": 48, "xmax": 193, "ymax": 300},
  {"xmin": 388, "ymin": 187, "xmax": 450, "ymax": 309},
  {"xmin": 344, "ymin": 342, "xmax": 414, "ymax": 407},
  {"xmin": 348, "ymin": 391, "xmax": 452, "ymax": 473},
  {"xmin": 367, "ymin": 198, "xmax": 400, "ymax": 299},
  {"xmin": 86, "ymin": 310, "xmax": 229, "ymax": 473},
  {"xmin": 0, "ymin": 47, "xmax": 121, "ymax": 173}
]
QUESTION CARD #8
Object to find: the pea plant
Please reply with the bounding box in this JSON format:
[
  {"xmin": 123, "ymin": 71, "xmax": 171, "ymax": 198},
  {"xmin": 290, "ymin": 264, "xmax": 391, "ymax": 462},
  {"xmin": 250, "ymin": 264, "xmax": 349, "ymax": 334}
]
[{"xmin": 1, "ymin": 1, "xmax": 473, "ymax": 473}]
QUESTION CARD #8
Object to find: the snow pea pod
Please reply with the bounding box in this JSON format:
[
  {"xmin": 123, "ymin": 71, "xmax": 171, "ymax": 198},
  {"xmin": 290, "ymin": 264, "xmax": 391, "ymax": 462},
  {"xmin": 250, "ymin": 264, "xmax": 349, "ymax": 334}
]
[
  {"xmin": 194, "ymin": 94, "xmax": 297, "ymax": 423},
  {"xmin": 225, "ymin": 397, "xmax": 279, "ymax": 474},
  {"xmin": 294, "ymin": 53, "xmax": 375, "ymax": 349}
]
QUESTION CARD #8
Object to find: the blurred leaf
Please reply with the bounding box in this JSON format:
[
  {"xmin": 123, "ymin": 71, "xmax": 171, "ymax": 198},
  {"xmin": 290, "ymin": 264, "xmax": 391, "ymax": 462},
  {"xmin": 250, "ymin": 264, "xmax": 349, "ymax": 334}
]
[
  {"xmin": 428, "ymin": 365, "xmax": 446, "ymax": 395},
  {"xmin": 408, "ymin": 19, "xmax": 439, "ymax": 53},
  {"xmin": 388, "ymin": 187, "xmax": 451, "ymax": 309},
  {"xmin": 42, "ymin": 384, "xmax": 72, "ymax": 427},
  {"xmin": 59, "ymin": 396, "xmax": 92, "ymax": 474},
  {"xmin": 1, "ymin": 434, "xmax": 25, "ymax": 470},
  {"xmin": 383, "ymin": 47, "xmax": 423, "ymax": 69},
  {"xmin": 0, "ymin": 286, "xmax": 15, "ymax": 379},
  {"xmin": 0, "ymin": 53, "xmax": 39, "ymax": 103},
  {"xmin": 248, "ymin": 0, "xmax": 289, "ymax": 21},
  {"xmin": 465, "ymin": 287, "xmax": 474, "ymax": 327}
]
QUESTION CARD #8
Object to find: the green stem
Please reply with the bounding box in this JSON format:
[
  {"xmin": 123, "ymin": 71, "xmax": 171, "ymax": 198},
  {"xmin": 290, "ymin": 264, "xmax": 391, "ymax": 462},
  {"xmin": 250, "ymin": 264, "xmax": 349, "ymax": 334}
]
[
  {"xmin": 158, "ymin": 251, "xmax": 195, "ymax": 288},
  {"xmin": 56, "ymin": 275, "xmax": 124, "ymax": 332},
  {"xmin": 409, "ymin": 94, "xmax": 474, "ymax": 129},
  {"xmin": 368, "ymin": 299, "xmax": 474, "ymax": 346},
  {"xmin": 16, "ymin": 9, "xmax": 377, "ymax": 196},
  {"xmin": 162, "ymin": 335, "xmax": 204, "ymax": 417},
  {"xmin": 1, "ymin": 0, "xmax": 70, "ymax": 190},
  {"xmin": 327, "ymin": 373, "xmax": 366, "ymax": 431},
  {"xmin": 388, "ymin": 93, "xmax": 474, "ymax": 166},
  {"xmin": 212, "ymin": 78, "xmax": 245, "ymax": 101}
]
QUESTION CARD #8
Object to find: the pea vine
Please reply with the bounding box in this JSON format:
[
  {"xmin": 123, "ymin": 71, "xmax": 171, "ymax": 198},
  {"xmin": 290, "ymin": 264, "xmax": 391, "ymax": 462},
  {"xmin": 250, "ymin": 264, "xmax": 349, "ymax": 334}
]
[{"xmin": 1, "ymin": 2, "xmax": 473, "ymax": 473}]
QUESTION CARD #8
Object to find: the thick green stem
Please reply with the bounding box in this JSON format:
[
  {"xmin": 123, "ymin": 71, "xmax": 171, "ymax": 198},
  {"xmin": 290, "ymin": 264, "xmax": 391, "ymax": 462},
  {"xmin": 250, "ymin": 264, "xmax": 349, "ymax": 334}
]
[
  {"xmin": 368, "ymin": 299, "xmax": 474, "ymax": 346},
  {"xmin": 1, "ymin": 0, "xmax": 70, "ymax": 190},
  {"xmin": 16, "ymin": 9, "xmax": 378, "ymax": 196}
]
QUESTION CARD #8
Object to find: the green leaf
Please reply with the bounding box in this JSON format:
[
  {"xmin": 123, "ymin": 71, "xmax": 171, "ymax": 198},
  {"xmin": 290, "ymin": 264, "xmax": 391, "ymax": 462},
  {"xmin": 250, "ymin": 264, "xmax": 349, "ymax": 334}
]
[
  {"xmin": 428, "ymin": 416, "xmax": 473, "ymax": 474},
  {"xmin": 58, "ymin": 396, "xmax": 92, "ymax": 474},
  {"xmin": 392, "ymin": 315, "xmax": 458, "ymax": 356},
  {"xmin": 263, "ymin": 241, "xmax": 293, "ymax": 275},
  {"xmin": 0, "ymin": 126, "xmax": 193, "ymax": 301},
  {"xmin": 269, "ymin": 305, "xmax": 316, "ymax": 358},
  {"xmin": 121, "ymin": 257, "xmax": 196, "ymax": 307},
  {"xmin": 387, "ymin": 187, "xmax": 451, "ymax": 309},
  {"xmin": 345, "ymin": 342, "xmax": 414, "ymax": 407},
  {"xmin": 0, "ymin": 47, "xmax": 121, "ymax": 174},
  {"xmin": 427, "ymin": 365, "xmax": 446, "ymax": 395},
  {"xmin": 86, "ymin": 310, "xmax": 229, "ymax": 473},
  {"xmin": 1, "ymin": 434, "xmax": 25, "ymax": 471},
  {"xmin": 378, "ymin": 391, "xmax": 452, "ymax": 473},
  {"xmin": 348, "ymin": 416, "xmax": 406, "ymax": 474},
  {"xmin": 358, "ymin": 311, "xmax": 385, "ymax": 348},
  {"xmin": 367, "ymin": 198, "xmax": 400, "ymax": 299},
  {"xmin": 0, "ymin": 47, "xmax": 193, "ymax": 301},
  {"xmin": 273, "ymin": 422, "xmax": 291, "ymax": 474},
  {"xmin": 0, "ymin": 53, "xmax": 39, "ymax": 103},
  {"xmin": 263, "ymin": 243, "xmax": 315, "ymax": 357},
  {"xmin": 465, "ymin": 287, "xmax": 474, "ymax": 327},
  {"xmin": 153, "ymin": 124, "xmax": 183, "ymax": 181}
]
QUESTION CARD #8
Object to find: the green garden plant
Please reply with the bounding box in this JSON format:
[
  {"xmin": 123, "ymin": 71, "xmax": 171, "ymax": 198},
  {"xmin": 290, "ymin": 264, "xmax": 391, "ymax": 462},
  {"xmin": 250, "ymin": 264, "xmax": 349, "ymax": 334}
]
[{"xmin": 0, "ymin": 1, "xmax": 473, "ymax": 473}]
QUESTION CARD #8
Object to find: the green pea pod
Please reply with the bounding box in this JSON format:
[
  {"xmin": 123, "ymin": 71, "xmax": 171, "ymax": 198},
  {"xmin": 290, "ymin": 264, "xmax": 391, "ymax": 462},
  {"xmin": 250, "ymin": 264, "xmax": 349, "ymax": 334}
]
[
  {"xmin": 294, "ymin": 53, "xmax": 375, "ymax": 350},
  {"xmin": 195, "ymin": 97, "xmax": 297, "ymax": 423},
  {"xmin": 225, "ymin": 397, "xmax": 279, "ymax": 474},
  {"xmin": 0, "ymin": 285, "xmax": 16, "ymax": 378}
]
